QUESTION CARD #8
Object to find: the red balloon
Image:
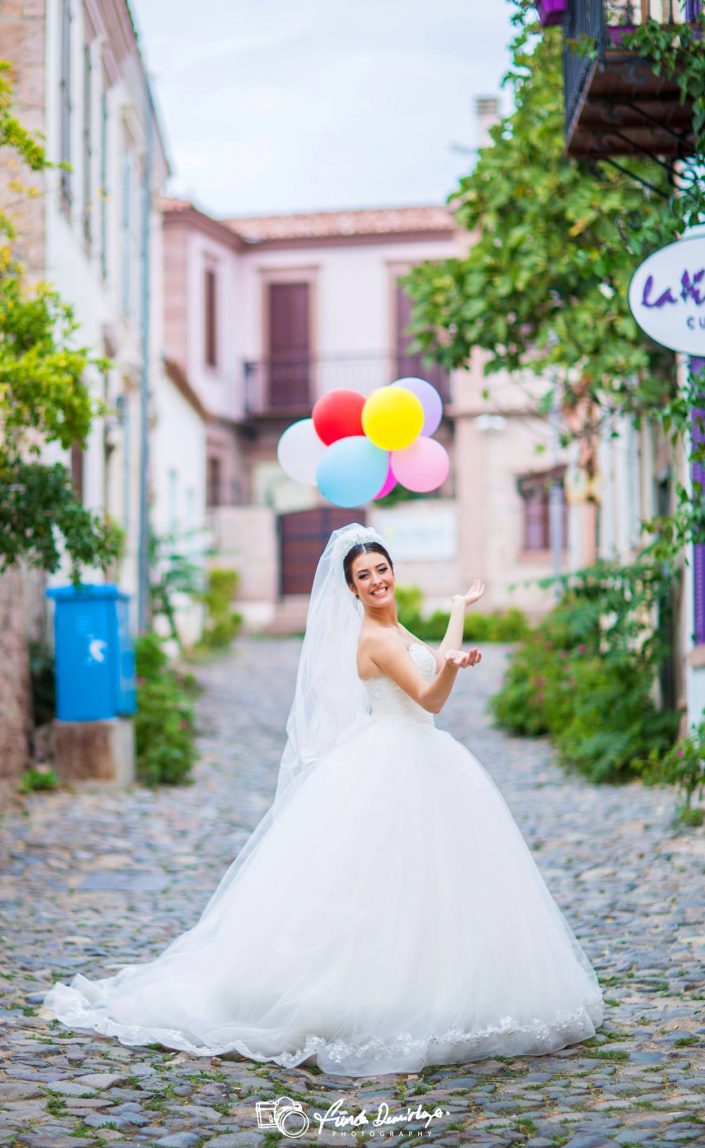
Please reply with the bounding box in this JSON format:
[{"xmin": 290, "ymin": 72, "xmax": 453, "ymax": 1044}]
[{"xmin": 312, "ymin": 389, "xmax": 366, "ymax": 445}]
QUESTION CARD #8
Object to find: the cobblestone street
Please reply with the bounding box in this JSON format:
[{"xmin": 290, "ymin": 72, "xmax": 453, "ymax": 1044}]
[{"xmin": 2, "ymin": 638, "xmax": 705, "ymax": 1148}]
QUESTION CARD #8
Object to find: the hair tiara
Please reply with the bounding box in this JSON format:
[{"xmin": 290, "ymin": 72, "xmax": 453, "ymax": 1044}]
[{"xmin": 332, "ymin": 525, "xmax": 386, "ymax": 566}]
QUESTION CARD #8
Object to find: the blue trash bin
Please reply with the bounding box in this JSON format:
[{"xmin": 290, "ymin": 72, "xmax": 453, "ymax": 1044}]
[{"xmin": 46, "ymin": 583, "xmax": 137, "ymax": 722}]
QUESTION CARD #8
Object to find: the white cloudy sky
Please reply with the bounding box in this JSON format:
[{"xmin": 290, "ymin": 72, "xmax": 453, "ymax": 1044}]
[{"xmin": 135, "ymin": 1, "xmax": 515, "ymax": 218}]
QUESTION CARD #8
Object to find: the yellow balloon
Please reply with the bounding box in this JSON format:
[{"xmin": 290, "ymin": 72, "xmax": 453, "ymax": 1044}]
[{"xmin": 362, "ymin": 386, "xmax": 424, "ymax": 451}]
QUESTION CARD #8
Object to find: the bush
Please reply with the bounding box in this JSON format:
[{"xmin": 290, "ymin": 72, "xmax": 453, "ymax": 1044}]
[
  {"xmin": 199, "ymin": 568, "xmax": 242, "ymax": 650},
  {"xmin": 464, "ymin": 607, "xmax": 531, "ymax": 643},
  {"xmin": 635, "ymin": 718, "xmax": 705, "ymax": 824},
  {"xmin": 134, "ymin": 633, "xmax": 196, "ymax": 786},
  {"xmin": 396, "ymin": 585, "xmax": 530, "ymax": 644},
  {"xmin": 20, "ymin": 764, "xmax": 58, "ymax": 793},
  {"xmin": 395, "ymin": 586, "xmax": 424, "ymax": 632},
  {"xmin": 490, "ymin": 569, "xmax": 679, "ymax": 783}
]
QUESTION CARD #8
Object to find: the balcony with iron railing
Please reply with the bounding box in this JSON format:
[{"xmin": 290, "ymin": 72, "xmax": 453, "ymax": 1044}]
[
  {"xmin": 241, "ymin": 353, "xmax": 451, "ymax": 418},
  {"xmin": 560, "ymin": 0, "xmax": 701, "ymax": 158}
]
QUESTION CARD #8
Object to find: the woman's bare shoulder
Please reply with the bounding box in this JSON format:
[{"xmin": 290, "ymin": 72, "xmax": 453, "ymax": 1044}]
[
  {"xmin": 359, "ymin": 626, "xmax": 400, "ymax": 654},
  {"xmin": 358, "ymin": 627, "xmax": 402, "ymax": 672}
]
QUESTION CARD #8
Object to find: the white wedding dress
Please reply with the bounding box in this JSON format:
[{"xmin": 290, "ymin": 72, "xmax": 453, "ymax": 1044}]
[{"xmin": 42, "ymin": 641, "xmax": 604, "ymax": 1077}]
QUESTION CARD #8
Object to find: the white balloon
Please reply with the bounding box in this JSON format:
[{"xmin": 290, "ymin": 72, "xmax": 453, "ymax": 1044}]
[{"xmin": 277, "ymin": 419, "xmax": 327, "ymax": 485}]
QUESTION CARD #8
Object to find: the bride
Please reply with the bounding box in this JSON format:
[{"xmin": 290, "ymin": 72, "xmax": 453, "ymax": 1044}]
[{"xmin": 41, "ymin": 523, "xmax": 604, "ymax": 1076}]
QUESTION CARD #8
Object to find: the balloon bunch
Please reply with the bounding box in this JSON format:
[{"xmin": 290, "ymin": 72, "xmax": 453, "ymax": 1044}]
[{"xmin": 277, "ymin": 378, "xmax": 449, "ymax": 508}]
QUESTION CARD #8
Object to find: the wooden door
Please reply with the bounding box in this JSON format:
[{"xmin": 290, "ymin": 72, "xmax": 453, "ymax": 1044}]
[
  {"xmin": 279, "ymin": 507, "xmax": 366, "ymax": 596},
  {"xmin": 268, "ymin": 282, "xmax": 310, "ymax": 409}
]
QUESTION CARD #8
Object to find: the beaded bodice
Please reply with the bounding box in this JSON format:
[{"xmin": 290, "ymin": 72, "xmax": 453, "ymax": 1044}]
[{"xmin": 363, "ymin": 642, "xmax": 437, "ymax": 726}]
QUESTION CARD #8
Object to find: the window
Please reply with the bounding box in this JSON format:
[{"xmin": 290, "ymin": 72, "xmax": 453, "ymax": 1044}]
[
  {"xmin": 117, "ymin": 391, "xmax": 131, "ymax": 536},
  {"xmin": 168, "ymin": 467, "xmax": 179, "ymax": 536},
  {"xmin": 204, "ymin": 266, "xmax": 218, "ymax": 368},
  {"xmin": 207, "ymin": 456, "xmax": 222, "ymax": 507},
  {"xmin": 99, "ymin": 80, "xmax": 109, "ymax": 279},
  {"xmin": 82, "ymin": 41, "xmax": 93, "ymax": 248},
  {"xmin": 186, "ymin": 487, "xmax": 196, "ymax": 554},
  {"xmin": 59, "ymin": 0, "xmax": 72, "ymax": 213},
  {"xmin": 517, "ymin": 468, "xmax": 567, "ymax": 552},
  {"xmin": 394, "ymin": 279, "xmax": 449, "ymax": 401},
  {"xmin": 70, "ymin": 442, "xmax": 84, "ymax": 501},
  {"xmin": 267, "ymin": 282, "xmax": 310, "ymax": 409},
  {"xmin": 120, "ymin": 146, "xmax": 132, "ymax": 317}
]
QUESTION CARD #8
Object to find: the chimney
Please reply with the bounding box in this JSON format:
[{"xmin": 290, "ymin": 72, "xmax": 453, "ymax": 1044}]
[{"xmin": 475, "ymin": 96, "xmax": 500, "ymax": 149}]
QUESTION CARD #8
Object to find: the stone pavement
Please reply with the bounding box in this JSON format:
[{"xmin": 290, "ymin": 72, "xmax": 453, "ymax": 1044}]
[{"xmin": 1, "ymin": 638, "xmax": 704, "ymax": 1148}]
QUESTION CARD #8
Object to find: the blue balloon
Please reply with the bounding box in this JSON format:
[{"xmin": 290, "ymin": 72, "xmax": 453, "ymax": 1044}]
[{"xmin": 317, "ymin": 436, "xmax": 389, "ymax": 508}]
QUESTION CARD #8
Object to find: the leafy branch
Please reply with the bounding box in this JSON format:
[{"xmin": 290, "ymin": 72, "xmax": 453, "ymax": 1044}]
[{"xmin": 0, "ymin": 59, "xmax": 122, "ymax": 580}]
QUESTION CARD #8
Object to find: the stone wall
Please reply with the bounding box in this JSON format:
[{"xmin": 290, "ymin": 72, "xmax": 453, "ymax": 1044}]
[
  {"xmin": 0, "ymin": 0, "xmax": 47, "ymax": 269},
  {"xmin": 0, "ymin": 569, "xmax": 30, "ymax": 804}
]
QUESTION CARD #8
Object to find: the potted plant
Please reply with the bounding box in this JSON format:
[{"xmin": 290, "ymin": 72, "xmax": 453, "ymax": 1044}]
[
  {"xmin": 604, "ymin": 0, "xmax": 635, "ymax": 46},
  {"xmin": 536, "ymin": 0, "xmax": 568, "ymax": 26}
]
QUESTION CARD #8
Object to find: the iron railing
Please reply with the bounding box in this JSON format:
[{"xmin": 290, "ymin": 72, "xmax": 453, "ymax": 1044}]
[
  {"xmin": 242, "ymin": 354, "xmax": 451, "ymax": 416},
  {"xmin": 564, "ymin": 0, "xmax": 702, "ymax": 140}
]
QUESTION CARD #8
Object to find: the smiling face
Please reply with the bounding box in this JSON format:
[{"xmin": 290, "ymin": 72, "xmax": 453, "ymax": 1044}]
[{"xmin": 348, "ymin": 548, "xmax": 396, "ymax": 609}]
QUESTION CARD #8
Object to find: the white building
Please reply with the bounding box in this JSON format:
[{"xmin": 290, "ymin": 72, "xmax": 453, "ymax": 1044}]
[{"xmin": 1, "ymin": 0, "xmax": 207, "ymax": 639}]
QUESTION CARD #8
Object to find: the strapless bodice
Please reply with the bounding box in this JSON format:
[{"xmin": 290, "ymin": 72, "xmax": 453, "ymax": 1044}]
[{"xmin": 363, "ymin": 642, "xmax": 437, "ymax": 726}]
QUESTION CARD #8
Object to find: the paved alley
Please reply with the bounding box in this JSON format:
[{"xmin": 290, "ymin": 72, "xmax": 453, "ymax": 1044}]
[{"xmin": 1, "ymin": 639, "xmax": 704, "ymax": 1148}]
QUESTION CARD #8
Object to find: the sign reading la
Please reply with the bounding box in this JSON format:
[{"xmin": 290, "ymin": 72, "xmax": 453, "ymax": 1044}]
[{"xmin": 628, "ymin": 235, "xmax": 705, "ymax": 356}]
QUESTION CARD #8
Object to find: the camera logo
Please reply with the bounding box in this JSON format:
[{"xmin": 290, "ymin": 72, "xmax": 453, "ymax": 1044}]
[{"xmin": 255, "ymin": 1097, "xmax": 310, "ymax": 1138}]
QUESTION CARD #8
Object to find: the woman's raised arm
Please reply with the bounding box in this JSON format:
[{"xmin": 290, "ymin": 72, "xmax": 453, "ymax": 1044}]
[{"xmin": 436, "ymin": 579, "xmax": 486, "ymax": 667}]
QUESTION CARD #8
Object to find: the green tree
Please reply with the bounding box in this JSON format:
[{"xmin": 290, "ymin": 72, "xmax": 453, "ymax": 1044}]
[
  {"xmin": 402, "ymin": 7, "xmax": 676, "ymax": 427},
  {"xmin": 400, "ymin": 4, "xmax": 705, "ymax": 781},
  {"xmin": 0, "ymin": 60, "xmax": 122, "ymax": 579},
  {"xmin": 403, "ymin": 4, "xmax": 705, "ymax": 567}
]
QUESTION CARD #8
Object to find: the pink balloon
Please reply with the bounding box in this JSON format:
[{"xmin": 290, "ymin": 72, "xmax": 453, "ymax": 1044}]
[
  {"xmin": 373, "ymin": 461, "xmax": 397, "ymax": 500},
  {"xmin": 392, "ymin": 438, "xmax": 450, "ymax": 493}
]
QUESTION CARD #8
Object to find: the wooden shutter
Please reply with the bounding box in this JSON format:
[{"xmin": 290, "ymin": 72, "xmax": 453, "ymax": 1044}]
[
  {"xmin": 207, "ymin": 456, "xmax": 221, "ymax": 507},
  {"xmin": 267, "ymin": 283, "xmax": 310, "ymax": 409},
  {"xmin": 70, "ymin": 442, "xmax": 84, "ymax": 501},
  {"xmin": 205, "ymin": 268, "xmax": 218, "ymax": 367},
  {"xmin": 394, "ymin": 280, "xmax": 449, "ymax": 401},
  {"xmin": 59, "ymin": 0, "xmax": 72, "ymax": 210}
]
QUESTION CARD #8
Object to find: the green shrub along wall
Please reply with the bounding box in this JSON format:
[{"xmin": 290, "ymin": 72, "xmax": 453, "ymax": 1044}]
[
  {"xmin": 395, "ymin": 586, "xmax": 530, "ymax": 644},
  {"xmin": 134, "ymin": 633, "xmax": 198, "ymax": 786},
  {"xmin": 199, "ymin": 569, "xmax": 243, "ymax": 650},
  {"xmin": 490, "ymin": 592, "xmax": 678, "ymax": 784}
]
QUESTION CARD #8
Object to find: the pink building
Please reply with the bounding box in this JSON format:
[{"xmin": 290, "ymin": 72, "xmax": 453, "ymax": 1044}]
[{"xmin": 160, "ymin": 199, "xmax": 593, "ymax": 630}]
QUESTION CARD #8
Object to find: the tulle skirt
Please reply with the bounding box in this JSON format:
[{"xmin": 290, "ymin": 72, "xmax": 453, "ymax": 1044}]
[{"xmin": 41, "ymin": 715, "xmax": 604, "ymax": 1076}]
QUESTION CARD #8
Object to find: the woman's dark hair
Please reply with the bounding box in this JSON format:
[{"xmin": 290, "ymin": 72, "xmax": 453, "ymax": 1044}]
[{"xmin": 343, "ymin": 542, "xmax": 394, "ymax": 589}]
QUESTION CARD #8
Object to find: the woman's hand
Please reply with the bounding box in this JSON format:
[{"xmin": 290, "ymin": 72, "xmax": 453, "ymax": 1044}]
[
  {"xmin": 444, "ymin": 648, "xmax": 482, "ymax": 669},
  {"xmin": 452, "ymin": 579, "xmax": 486, "ymax": 609}
]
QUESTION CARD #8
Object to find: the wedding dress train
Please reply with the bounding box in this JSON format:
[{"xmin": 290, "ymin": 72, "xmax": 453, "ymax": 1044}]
[{"xmin": 41, "ymin": 641, "xmax": 603, "ymax": 1076}]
